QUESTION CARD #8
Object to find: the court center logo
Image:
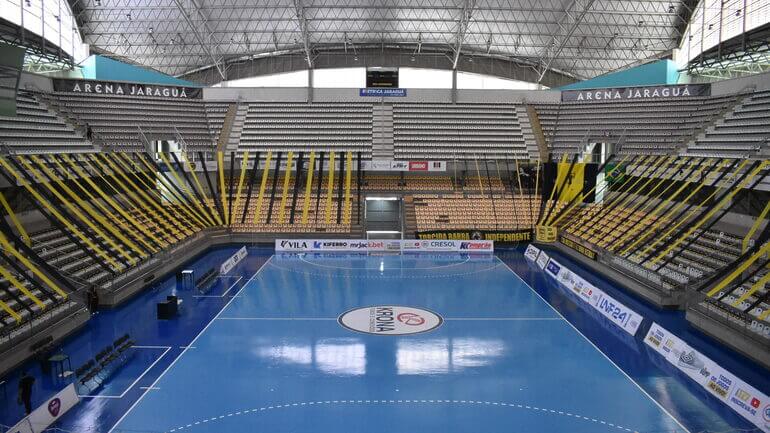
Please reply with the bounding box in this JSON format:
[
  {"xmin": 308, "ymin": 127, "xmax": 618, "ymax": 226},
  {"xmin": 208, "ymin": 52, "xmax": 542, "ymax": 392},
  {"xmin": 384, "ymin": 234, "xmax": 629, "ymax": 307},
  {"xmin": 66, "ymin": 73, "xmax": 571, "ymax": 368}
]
[{"xmin": 338, "ymin": 306, "xmax": 442, "ymax": 336}]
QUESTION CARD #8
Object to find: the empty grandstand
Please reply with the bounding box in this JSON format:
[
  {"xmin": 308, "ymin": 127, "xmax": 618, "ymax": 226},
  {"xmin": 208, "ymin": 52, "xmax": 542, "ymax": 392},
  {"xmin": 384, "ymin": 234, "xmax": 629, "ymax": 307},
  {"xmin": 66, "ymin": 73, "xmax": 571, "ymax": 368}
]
[{"xmin": 0, "ymin": 1, "xmax": 769, "ymax": 433}]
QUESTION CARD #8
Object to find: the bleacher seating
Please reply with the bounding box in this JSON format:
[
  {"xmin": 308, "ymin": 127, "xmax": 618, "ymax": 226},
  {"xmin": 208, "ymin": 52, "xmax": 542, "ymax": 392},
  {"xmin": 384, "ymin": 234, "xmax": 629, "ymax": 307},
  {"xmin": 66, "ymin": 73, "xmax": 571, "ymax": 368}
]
[
  {"xmin": 686, "ymin": 90, "xmax": 770, "ymax": 158},
  {"xmin": 0, "ymin": 92, "xmax": 91, "ymax": 153},
  {"xmin": 413, "ymin": 194, "xmax": 541, "ymax": 231},
  {"xmin": 238, "ymin": 103, "xmax": 373, "ymax": 157},
  {"xmin": 48, "ymin": 92, "xmax": 213, "ymax": 150},
  {"xmin": 392, "ymin": 103, "xmax": 528, "ymax": 160},
  {"xmin": 535, "ymin": 95, "xmax": 737, "ymax": 157}
]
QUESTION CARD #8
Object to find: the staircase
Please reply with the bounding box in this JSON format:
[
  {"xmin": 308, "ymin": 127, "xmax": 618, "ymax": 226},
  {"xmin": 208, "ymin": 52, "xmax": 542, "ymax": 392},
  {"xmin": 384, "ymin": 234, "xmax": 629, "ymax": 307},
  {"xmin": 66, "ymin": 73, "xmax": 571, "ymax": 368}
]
[
  {"xmin": 34, "ymin": 93, "xmax": 95, "ymax": 150},
  {"xmin": 516, "ymin": 105, "xmax": 538, "ymax": 160},
  {"xmin": 524, "ymin": 104, "xmax": 549, "ymax": 161},
  {"xmin": 216, "ymin": 103, "xmax": 245, "ymax": 153},
  {"xmin": 402, "ymin": 195, "xmax": 417, "ymax": 239},
  {"xmin": 226, "ymin": 103, "xmax": 248, "ymax": 154},
  {"xmin": 371, "ymin": 104, "xmax": 394, "ymax": 159},
  {"xmin": 678, "ymin": 90, "xmax": 754, "ymax": 154}
]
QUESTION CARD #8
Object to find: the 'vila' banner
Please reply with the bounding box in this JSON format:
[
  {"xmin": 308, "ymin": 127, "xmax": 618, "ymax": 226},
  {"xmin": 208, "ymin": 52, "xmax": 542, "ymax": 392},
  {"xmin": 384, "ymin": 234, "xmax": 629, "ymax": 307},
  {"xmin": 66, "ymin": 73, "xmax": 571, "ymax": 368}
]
[
  {"xmin": 561, "ymin": 84, "xmax": 711, "ymax": 102},
  {"xmin": 52, "ymin": 79, "xmax": 202, "ymax": 99}
]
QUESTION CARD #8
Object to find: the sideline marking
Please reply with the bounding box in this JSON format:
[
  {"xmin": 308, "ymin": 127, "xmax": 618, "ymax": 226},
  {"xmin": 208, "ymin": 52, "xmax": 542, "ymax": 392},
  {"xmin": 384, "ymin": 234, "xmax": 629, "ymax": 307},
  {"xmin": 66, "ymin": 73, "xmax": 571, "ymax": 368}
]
[
  {"xmin": 268, "ymin": 260, "xmax": 502, "ymax": 279},
  {"xmin": 193, "ymin": 276, "xmax": 243, "ymax": 298},
  {"xmin": 216, "ymin": 317, "xmax": 336, "ymax": 321},
  {"xmin": 497, "ymin": 256, "xmax": 690, "ymax": 433},
  {"xmin": 162, "ymin": 399, "xmax": 640, "ymax": 433},
  {"xmin": 444, "ymin": 317, "xmax": 564, "ymax": 321},
  {"xmin": 108, "ymin": 256, "xmax": 274, "ymax": 433},
  {"xmin": 298, "ymin": 255, "xmax": 470, "ymax": 271},
  {"xmin": 77, "ymin": 346, "xmax": 171, "ymax": 399}
]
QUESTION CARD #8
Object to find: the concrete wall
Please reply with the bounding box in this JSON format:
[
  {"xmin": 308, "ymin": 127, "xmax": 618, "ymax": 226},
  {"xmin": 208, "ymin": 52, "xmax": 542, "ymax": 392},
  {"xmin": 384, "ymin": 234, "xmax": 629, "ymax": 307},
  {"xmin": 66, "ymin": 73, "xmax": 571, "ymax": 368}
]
[
  {"xmin": 710, "ymin": 70, "xmax": 770, "ymax": 95},
  {"xmin": 203, "ymin": 86, "xmax": 308, "ymax": 102}
]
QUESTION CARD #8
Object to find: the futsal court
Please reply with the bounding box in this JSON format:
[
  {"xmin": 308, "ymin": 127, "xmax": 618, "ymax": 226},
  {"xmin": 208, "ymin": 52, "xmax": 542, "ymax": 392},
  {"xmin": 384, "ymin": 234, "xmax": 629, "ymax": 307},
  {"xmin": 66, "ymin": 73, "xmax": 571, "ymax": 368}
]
[{"xmin": 110, "ymin": 252, "xmax": 689, "ymax": 433}]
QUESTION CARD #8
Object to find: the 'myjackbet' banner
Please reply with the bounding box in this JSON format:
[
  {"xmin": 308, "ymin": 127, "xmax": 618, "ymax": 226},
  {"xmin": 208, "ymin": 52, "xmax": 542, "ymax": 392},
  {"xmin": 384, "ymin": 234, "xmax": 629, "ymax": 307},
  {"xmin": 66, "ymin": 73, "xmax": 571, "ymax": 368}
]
[
  {"xmin": 645, "ymin": 323, "xmax": 770, "ymax": 432},
  {"xmin": 416, "ymin": 230, "xmax": 531, "ymax": 243},
  {"xmin": 220, "ymin": 246, "xmax": 247, "ymax": 275},
  {"xmin": 542, "ymin": 256, "xmax": 643, "ymax": 335},
  {"xmin": 276, "ymin": 239, "xmax": 494, "ymax": 253},
  {"xmin": 52, "ymin": 78, "xmax": 202, "ymax": 99},
  {"xmin": 561, "ymin": 84, "xmax": 711, "ymax": 102}
]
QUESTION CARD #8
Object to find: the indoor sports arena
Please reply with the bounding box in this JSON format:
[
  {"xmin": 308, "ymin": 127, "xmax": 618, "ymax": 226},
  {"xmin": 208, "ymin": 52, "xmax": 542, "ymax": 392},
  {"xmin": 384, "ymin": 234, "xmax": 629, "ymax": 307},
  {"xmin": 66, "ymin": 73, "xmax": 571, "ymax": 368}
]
[{"xmin": 1, "ymin": 1, "xmax": 770, "ymax": 432}]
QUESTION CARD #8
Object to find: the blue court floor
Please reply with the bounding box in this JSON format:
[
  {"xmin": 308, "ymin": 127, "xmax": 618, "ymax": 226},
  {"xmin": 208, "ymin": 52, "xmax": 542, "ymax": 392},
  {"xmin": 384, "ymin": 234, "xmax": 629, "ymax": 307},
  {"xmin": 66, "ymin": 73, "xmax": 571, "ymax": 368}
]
[
  {"xmin": 2, "ymin": 246, "xmax": 769, "ymax": 433},
  {"xmin": 111, "ymin": 252, "xmax": 686, "ymax": 433}
]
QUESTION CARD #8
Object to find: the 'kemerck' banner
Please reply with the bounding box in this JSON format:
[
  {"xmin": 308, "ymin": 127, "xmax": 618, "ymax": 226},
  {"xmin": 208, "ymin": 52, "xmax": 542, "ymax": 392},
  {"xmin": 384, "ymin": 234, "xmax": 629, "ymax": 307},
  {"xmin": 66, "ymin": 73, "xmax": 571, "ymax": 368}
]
[
  {"xmin": 52, "ymin": 78, "xmax": 202, "ymax": 99},
  {"xmin": 561, "ymin": 84, "xmax": 711, "ymax": 102}
]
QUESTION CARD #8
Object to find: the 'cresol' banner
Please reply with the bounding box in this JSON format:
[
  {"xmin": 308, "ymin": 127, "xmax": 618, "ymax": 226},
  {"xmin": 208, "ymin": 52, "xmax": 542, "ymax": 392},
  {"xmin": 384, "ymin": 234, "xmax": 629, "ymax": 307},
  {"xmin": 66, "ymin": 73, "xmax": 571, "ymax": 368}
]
[
  {"xmin": 526, "ymin": 245, "xmax": 643, "ymax": 336},
  {"xmin": 645, "ymin": 323, "xmax": 770, "ymax": 433}
]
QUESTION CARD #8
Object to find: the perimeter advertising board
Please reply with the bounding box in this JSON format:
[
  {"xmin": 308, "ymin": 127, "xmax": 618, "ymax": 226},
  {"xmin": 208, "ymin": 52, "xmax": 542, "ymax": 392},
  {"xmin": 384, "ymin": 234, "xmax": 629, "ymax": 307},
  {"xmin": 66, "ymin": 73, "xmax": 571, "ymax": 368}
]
[
  {"xmin": 645, "ymin": 323, "xmax": 770, "ymax": 432},
  {"xmin": 542, "ymin": 257, "xmax": 643, "ymax": 335},
  {"xmin": 6, "ymin": 384, "xmax": 79, "ymax": 433},
  {"xmin": 275, "ymin": 239, "xmax": 494, "ymax": 253}
]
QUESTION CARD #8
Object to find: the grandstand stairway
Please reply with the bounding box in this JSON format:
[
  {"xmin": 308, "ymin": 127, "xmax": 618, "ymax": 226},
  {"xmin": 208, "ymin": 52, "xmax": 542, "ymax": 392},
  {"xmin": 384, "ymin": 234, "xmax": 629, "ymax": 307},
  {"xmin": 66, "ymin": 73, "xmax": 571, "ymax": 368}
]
[
  {"xmin": 517, "ymin": 105, "xmax": 540, "ymax": 160},
  {"xmin": 402, "ymin": 195, "xmax": 417, "ymax": 238},
  {"xmin": 681, "ymin": 89, "xmax": 755, "ymax": 156},
  {"xmin": 226, "ymin": 103, "xmax": 248, "ymax": 154},
  {"xmin": 372, "ymin": 104, "xmax": 394, "ymax": 159}
]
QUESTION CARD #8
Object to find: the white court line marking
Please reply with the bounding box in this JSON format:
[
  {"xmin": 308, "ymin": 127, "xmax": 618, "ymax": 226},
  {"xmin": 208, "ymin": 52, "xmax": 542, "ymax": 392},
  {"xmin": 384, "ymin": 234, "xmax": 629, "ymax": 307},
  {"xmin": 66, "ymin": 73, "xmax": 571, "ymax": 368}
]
[
  {"xmin": 108, "ymin": 255, "xmax": 274, "ymax": 433},
  {"xmin": 497, "ymin": 256, "xmax": 690, "ymax": 433},
  {"xmin": 78, "ymin": 346, "xmax": 171, "ymax": 399},
  {"xmin": 162, "ymin": 399, "xmax": 640, "ymax": 433},
  {"xmin": 139, "ymin": 387, "xmax": 160, "ymax": 391},
  {"xmin": 268, "ymin": 260, "xmax": 502, "ymax": 279},
  {"xmin": 444, "ymin": 317, "xmax": 564, "ymax": 321},
  {"xmin": 216, "ymin": 317, "xmax": 336, "ymax": 321},
  {"xmin": 193, "ymin": 276, "xmax": 243, "ymax": 298},
  {"xmin": 298, "ymin": 255, "xmax": 470, "ymax": 271}
]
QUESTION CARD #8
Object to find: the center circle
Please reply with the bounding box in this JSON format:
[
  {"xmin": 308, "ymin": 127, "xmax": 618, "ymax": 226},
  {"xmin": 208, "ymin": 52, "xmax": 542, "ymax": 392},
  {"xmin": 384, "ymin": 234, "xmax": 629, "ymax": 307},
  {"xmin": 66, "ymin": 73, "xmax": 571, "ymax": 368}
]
[{"xmin": 338, "ymin": 306, "xmax": 443, "ymax": 336}]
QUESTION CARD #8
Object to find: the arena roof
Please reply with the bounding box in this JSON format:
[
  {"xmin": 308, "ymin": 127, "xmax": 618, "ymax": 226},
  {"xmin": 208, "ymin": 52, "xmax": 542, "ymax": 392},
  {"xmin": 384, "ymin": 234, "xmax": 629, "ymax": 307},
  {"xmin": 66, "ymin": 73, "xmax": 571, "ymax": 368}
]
[{"xmin": 68, "ymin": 0, "xmax": 698, "ymax": 86}]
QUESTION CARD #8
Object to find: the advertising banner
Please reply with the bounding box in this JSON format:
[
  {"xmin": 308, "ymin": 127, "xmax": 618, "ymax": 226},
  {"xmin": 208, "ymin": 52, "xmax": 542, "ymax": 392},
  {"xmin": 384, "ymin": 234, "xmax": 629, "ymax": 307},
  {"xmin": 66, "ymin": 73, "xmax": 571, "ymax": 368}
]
[
  {"xmin": 536, "ymin": 251, "xmax": 550, "ymax": 269},
  {"xmin": 543, "ymin": 257, "xmax": 643, "ymax": 335},
  {"xmin": 416, "ymin": 230, "xmax": 531, "ymax": 243},
  {"xmin": 524, "ymin": 244, "xmax": 541, "ymax": 261},
  {"xmin": 52, "ymin": 78, "xmax": 202, "ymax": 99},
  {"xmin": 275, "ymin": 239, "xmax": 494, "ymax": 253},
  {"xmin": 359, "ymin": 88, "xmax": 407, "ymax": 97},
  {"xmin": 220, "ymin": 246, "xmax": 248, "ymax": 275},
  {"xmin": 6, "ymin": 384, "xmax": 80, "ymax": 433},
  {"xmin": 560, "ymin": 236, "xmax": 598, "ymax": 260},
  {"xmin": 361, "ymin": 160, "xmax": 446, "ymax": 172},
  {"xmin": 535, "ymin": 225, "xmax": 558, "ymax": 243},
  {"xmin": 561, "ymin": 84, "xmax": 710, "ymax": 102},
  {"xmin": 645, "ymin": 323, "xmax": 770, "ymax": 432}
]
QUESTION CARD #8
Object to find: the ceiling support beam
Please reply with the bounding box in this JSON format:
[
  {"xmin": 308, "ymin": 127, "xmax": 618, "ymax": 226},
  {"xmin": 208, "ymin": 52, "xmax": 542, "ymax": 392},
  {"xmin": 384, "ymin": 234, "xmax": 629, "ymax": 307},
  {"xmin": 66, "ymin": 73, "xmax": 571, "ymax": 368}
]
[
  {"xmin": 537, "ymin": 0, "xmax": 596, "ymax": 83},
  {"xmin": 294, "ymin": 0, "xmax": 313, "ymax": 68},
  {"xmin": 452, "ymin": 0, "xmax": 477, "ymax": 69},
  {"xmin": 172, "ymin": 0, "xmax": 226, "ymax": 80}
]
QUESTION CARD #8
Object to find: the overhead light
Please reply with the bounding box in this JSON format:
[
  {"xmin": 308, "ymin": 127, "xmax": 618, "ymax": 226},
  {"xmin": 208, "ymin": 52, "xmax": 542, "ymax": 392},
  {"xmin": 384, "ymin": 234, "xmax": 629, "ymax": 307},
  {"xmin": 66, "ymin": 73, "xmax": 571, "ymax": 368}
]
[
  {"xmin": 149, "ymin": 27, "xmax": 153, "ymax": 34},
  {"xmin": 668, "ymin": 4, "xmax": 675, "ymax": 13},
  {"xmin": 410, "ymin": 56, "xmax": 415, "ymax": 62},
  {"xmin": 736, "ymin": 9, "xmax": 741, "ymax": 16},
  {"xmin": 353, "ymin": 55, "xmax": 358, "ymax": 61},
  {"xmin": 126, "ymin": 12, "xmax": 132, "ymax": 21}
]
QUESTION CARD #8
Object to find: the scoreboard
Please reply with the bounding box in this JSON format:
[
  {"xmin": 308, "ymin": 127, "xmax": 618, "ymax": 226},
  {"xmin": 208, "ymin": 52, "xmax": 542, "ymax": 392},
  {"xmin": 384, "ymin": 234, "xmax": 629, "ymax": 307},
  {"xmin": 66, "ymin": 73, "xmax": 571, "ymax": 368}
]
[{"xmin": 366, "ymin": 67, "xmax": 399, "ymax": 88}]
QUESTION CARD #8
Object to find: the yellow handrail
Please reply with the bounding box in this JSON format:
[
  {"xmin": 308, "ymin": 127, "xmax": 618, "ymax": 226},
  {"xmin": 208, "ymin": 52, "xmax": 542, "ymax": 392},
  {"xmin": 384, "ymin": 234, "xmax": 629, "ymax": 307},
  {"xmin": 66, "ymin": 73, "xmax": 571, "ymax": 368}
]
[
  {"xmin": 61, "ymin": 154, "xmax": 165, "ymax": 251},
  {"xmin": 278, "ymin": 151, "xmax": 294, "ymax": 224},
  {"xmin": 301, "ymin": 152, "xmax": 316, "ymax": 225},
  {"xmin": 325, "ymin": 152, "xmax": 335, "ymax": 224},
  {"xmin": 343, "ymin": 151, "xmax": 353, "ymax": 225},
  {"xmin": 218, "ymin": 151, "xmax": 228, "ymax": 225},
  {"xmin": 0, "ymin": 231, "xmax": 68, "ymax": 298},
  {"xmin": 254, "ymin": 152, "xmax": 273, "ymax": 224},
  {"xmin": 0, "ymin": 257, "xmax": 45, "ymax": 309},
  {"xmin": 0, "ymin": 190, "xmax": 30, "ymax": 246},
  {"xmin": 230, "ymin": 151, "xmax": 250, "ymax": 225},
  {"xmin": 132, "ymin": 153, "xmax": 208, "ymax": 229},
  {"xmin": 28, "ymin": 155, "xmax": 145, "ymax": 262},
  {"xmin": 183, "ymin": 153, "xmax": 223, "ymax": 225},
  {"xmin": 707, "ymin": 241, "xmax": 770, "ymax": 297},
  {"xmin": 157, "ymin": 152, "xmax": 216, "ymax": 227},
  {"xmin": 0, "ymin": 157, "xmax": 120, "ymax": 271}
]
